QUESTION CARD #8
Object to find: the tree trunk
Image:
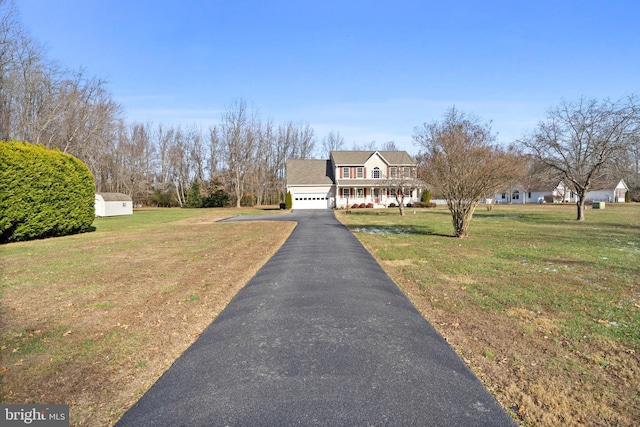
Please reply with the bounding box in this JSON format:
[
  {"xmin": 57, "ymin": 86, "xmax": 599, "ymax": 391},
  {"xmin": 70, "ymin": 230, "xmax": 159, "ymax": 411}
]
[
  {"xmin": 575, "ymin": 190, "xmax": 587, "ymax": 221},
  {"xmin": 175, "ymin": 182, "xmax": 183, "ymax": 207},
  {"xmin": 235, "ymin": 170, "xmax": 242, "ymax": 208},
  {"xmin": 451, "ymin": 205, "xmax": 476, "ymax": 238},
  {"xmin": 576, "ymin": 200, "xmax": 586, "ymax": 221},
  {"xmin": 396, "ymin": 194, "xmax": 405, "ymax": 216}
]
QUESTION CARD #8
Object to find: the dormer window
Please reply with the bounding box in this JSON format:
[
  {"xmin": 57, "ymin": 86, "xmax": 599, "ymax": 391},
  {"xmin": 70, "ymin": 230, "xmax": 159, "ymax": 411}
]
[{"xmin": 373, "ymin": 167, "xmax": 381, "ymax": 179}]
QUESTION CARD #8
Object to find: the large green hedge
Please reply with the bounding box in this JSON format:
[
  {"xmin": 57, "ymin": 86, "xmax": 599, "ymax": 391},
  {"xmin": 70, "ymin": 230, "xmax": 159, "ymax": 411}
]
[{"xmin": 0, "ymin": 141, "xmax": 95, "ymax": 243}]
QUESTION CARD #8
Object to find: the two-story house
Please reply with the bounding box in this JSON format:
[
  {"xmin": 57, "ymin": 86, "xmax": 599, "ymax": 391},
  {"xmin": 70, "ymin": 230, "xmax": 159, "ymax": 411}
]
[{"xmin": 286, "ymin": 150, "xmax": 422, "ymax": 209}]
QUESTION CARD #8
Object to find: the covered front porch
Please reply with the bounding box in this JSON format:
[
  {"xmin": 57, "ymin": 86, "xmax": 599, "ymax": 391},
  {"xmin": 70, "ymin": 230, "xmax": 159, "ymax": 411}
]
[{"xmin": 335, "ymin": 186, "xmax": 418, "ymax": 208}]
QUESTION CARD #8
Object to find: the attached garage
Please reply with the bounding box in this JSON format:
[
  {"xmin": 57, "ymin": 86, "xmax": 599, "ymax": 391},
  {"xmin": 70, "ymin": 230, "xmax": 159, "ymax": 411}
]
[
  {"xmin": 286, "ymin": 159, "xmax": 335, "ymax": 210},
  {"xmin": 292, "ymin": 192, "xmax": 332, "ymax": 210}
]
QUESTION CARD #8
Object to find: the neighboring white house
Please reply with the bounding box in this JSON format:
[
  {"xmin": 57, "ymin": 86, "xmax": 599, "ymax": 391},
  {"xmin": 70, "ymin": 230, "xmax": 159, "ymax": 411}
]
[
  {"xmin": 95, "ymin": 193, "xmax": 133, "ymax": 217},
  {"xmin": 585, "ymin": 179, "xmax": 629, "ymax": 202},
  {"xmin": 286, "ymin": 151, "xmax": 423, "ymax": 209},
  {"xmin": 494, "ymin": 178, "xmax": 628, "ymax": 204},
  {"xmin": 495, "ymin": 181, "xmax": 575, "ymax": 204}
]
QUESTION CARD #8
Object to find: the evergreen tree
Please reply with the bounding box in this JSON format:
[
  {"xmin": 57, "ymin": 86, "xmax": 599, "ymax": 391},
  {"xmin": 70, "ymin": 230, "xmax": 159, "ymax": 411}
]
[
  {"xmin": 184, "ymin": 180, "xmax": 203, "ymax": 208},
  {"xmin": 422, "ymin": 189, "xmax": 431, "ymax": 204},
  {"xmin": 285, "ymin": 191, "xmax": 293, "ymax": 209}
]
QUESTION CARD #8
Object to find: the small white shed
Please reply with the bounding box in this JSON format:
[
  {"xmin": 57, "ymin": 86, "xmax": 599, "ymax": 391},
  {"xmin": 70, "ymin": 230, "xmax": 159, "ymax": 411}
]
[{"xmin": 95, "ymin": 193, "xmax": 133, "ymax": 217}]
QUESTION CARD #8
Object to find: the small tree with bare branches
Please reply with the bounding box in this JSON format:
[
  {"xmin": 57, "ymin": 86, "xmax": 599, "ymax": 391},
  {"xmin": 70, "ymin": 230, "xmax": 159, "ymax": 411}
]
[
  {"xmin": 385, "ymin": 166, "xmax": 422, "ymax": 216},
  {"xmin": 414, "ymin": 107, "xmax": 526, "ymax": 238}
]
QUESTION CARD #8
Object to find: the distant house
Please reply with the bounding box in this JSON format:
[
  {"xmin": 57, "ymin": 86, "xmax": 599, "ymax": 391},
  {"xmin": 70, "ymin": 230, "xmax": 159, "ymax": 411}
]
[
  {"xmin": 494, "ymin": 178, "xmax": 628, "ymax": 204},
  {"xmin": 95, "ymin": 193, "xmax": 133, "ymax": 217},
  {"xmin": 495, "ymin": 180, "xmax": 575, "ymax": 204},
  {"xmin": 286, "ymin": 151, "xmax": 422, "ymax": 209}
]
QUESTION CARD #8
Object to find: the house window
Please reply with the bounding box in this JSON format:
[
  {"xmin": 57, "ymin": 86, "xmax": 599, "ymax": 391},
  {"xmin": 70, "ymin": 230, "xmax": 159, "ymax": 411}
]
[
  {"xmin": 389, "ymin": 167, "xmax": 397, "ymax": 178},
  {"xmin": 512, "ymin": 191, "xmax": 520, "ymax": 200},
  {"xmin": 528, "ymin": 192, "xmax": 532, "ymax": 199},
  {"xmin": 501, "ymin": 193, "xmax": 506, "ymax": 199},
  {"xmin": 390, "ymin": 188, "xmax": 397, "ymax": 197},
  {"xmin": 403, "ymin": 167, "xmax": 411, "ymax": 177},
  {"xmin": 356, "ymin": 167, "xmax": 363, "ymax": 178},
  {"xmin": 372, "ymin": 167, "xmax": 381, "ymax": 179},
  {"xmin": 356, "ymin": 188, "xmax": 364, "ymax": 198},
  {"xmin": 343, "ymin": 167, "xmax": 350, "ymax": 178},
  {"xmin": 342, "ymin": 188, "xmax": 350, "ymax": 198}
]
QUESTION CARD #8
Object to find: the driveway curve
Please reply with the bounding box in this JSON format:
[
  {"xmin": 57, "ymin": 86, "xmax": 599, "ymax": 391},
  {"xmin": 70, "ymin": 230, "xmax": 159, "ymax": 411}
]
[{"xmin": 116, "ymin": 210, "xmax": 516, "ymax": 426}]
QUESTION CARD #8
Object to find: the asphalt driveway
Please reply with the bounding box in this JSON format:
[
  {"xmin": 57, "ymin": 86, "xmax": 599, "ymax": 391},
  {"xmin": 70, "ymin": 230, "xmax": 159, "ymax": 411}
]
[{"xmin": 116, "ymin": 210, "xmax": 516, "ymax": 426}]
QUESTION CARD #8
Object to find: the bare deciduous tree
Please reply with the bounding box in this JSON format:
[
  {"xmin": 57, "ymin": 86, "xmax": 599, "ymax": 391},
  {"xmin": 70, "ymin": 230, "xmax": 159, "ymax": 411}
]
[
  {"xmin": 625, "ymin": 130, "xmax": 640, "ymax": 192},
  {"xmin": 414, "ymin": 107, "xmax": 526, "ymax": 237},
  {"xmin": 381, "ymin": 140, "xmax": 399, "ymax": 151},
  {"xmin": 186, "ymin": 124, "xmax": 206, "ymax": 182},
  {"xmin": 321, "ymin": 130, "xmax": 344, "ymax": 157},
  {"xmin": 519, "ymin": 96, "xmax": 639, "ymax": 220},
  {"xmin": 385, "ymin": 165, "xmax": 422, "ymax": 216},
  {"xmin": 208, "ymin": 125, "xmax": 221, "ymax": 178},
  {"xmin": 0, "ymin": 0, "xmax": 19, "ymax": 140},
  {"xmin": 0, "ymin": 0, "xmax": 122, "ymax": 193},
  {"xmin": 351, "ymin": 140, "xmax": 376, "ymax": 151},
  {"xmin": 296, "ymin": 123, "xmax": 315, "ymax": 160},
  {"xmin": 221, "ymin": 99, "xmax": 258, "ymax": 207}
]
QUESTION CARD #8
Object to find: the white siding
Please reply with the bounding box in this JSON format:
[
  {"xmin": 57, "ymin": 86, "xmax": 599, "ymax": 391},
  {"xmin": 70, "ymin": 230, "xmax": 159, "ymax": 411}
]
[
  {"xmin": 363, "ymin": 155, "xmax": 388, "ymax": 178},
  {"xmin": 586, "ymin": 190, "xmax": 615, "ymax": 202},
  {"xmin": 287, "ymin": 185, "xmax": 334, "ymax": 209},
  {"xmin": 95, "ymin": 194, "xmax": 133, "ymax": 217}
]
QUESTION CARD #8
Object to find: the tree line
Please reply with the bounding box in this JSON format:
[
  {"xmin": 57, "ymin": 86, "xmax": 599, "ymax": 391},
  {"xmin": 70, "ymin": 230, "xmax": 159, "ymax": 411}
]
[
  {"xmin": 3, "ymin": 0, "xmax": 639, "ymax": 220},
  {"xmin": 1, "ymin": 1, "xmax": 320, "ymax": 207}
]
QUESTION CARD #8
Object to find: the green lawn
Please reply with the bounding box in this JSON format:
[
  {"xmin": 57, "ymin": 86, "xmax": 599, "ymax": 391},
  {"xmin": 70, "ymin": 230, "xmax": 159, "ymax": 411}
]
[{"xmin": 337, "ymin": 203, "xmax": 640, "ymax": 426}]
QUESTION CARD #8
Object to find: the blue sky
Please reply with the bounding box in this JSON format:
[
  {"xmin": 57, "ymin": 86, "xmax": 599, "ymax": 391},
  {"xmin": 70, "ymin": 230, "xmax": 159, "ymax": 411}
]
[{"xmin": 16, "ymin": 0, "xmax": 640, "ymax": 155}]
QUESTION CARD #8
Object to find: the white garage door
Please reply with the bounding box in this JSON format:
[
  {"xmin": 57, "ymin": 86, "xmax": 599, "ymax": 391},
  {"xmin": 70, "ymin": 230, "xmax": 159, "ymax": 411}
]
[{"xmin": 293, "ymin": 193, "xmax": 331, "ymax": 209}]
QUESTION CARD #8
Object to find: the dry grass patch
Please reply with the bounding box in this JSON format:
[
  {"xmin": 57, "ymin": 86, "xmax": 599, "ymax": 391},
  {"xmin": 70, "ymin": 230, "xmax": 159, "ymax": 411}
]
[{"xmin": 1, "ymin": 208, "xmax": 295, "ymax": 426}]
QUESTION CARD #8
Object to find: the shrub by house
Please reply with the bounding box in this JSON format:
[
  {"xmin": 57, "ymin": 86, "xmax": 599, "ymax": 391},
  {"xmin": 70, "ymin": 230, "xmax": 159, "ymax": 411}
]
[
  {"xmin": 285, "ymin": 191, "xmax": 293, "ymax": 210},
  {"xmin": 0, "ymin": 141, "xmax": 95, "ymax": 243}
]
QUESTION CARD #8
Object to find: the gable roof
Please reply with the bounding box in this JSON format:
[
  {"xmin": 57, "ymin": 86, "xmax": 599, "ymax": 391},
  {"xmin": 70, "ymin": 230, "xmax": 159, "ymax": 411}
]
[
  {"xmin": 589, "ymin": 178, "xmax": 628, "ymax": 191},
  {"xmin": 96, "ymin": 192, "xmax": 132, "ymax": 202},
  {"xmin": 330, "ymin": 150, "xmax": 414, "ymax": 166},
  {"xmin": 286, "ymin": 159, "xmax": 334, "ymax": 185},
  {"xmin": 518, "ymin": 177, "xmax": 628, "ymax": 192},
  {"xmin": 519, "ymin": 177, "xmax": 563, "ymax": 192}
]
